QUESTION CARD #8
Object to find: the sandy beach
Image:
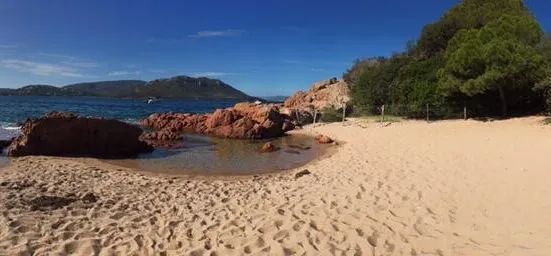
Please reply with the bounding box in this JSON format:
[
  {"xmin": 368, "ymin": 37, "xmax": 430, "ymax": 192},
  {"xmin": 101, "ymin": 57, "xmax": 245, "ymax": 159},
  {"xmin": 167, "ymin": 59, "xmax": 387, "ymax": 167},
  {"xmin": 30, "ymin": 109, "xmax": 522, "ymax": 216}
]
[{"xmin": 1, "ymin": 117, "xmax": 551, "ymax": 255}]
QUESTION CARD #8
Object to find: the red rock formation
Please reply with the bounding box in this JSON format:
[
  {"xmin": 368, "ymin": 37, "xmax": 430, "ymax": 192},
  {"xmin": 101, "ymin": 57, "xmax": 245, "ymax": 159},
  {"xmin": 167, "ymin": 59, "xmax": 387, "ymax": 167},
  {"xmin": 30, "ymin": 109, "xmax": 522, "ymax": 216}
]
[
  {"xmin": 282, "ymin": 78, "xmax": 350, "ymax": 125},
  {"xmin": 140, "ymin": 130, "xmax": 183, "ymax": 141},
  {"xmin": 140, "ymin": 113, "xmax": 208, "ymax": 133},
  {"xmin": 205, "ymin": 109, "xmax": 237, "ymax": 129},
  {"xmin": 260, "ymin": 142, "xmax": 279, "ymax": 153},
  {"xmin": 139, "ymin": 129, "xmax": 185, "ymax": 150},
  {"xmin": 283, "ymin": 91, "xmax": 308, "ymax": 108},
  {"xmin": 315, "ymin": 135, "xmax": 334, "ymax": 144},
  {"xmin": 8, "ymin": 112, "xmax": 153, "ymax": 158},
  {"xmin": 140, "ymin": 103, "xmax": 294, "ymax": 140}
]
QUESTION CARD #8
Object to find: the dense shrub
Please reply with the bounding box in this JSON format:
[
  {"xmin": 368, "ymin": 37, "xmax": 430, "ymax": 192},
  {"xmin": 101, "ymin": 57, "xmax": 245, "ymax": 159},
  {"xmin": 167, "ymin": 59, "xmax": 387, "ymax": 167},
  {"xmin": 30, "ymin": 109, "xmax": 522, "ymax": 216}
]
[{"xmin": 320, "ymin": 106, "xmax": 352, "ymax": 123}]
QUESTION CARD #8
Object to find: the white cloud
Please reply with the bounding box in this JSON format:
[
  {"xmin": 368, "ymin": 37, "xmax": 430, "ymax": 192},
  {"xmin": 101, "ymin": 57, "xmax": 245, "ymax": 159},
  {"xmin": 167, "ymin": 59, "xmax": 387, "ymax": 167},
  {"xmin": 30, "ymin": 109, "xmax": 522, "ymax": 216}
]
[
  {"xmin": 60, "ymin": 61, "xmax": 99, "ymax": 68},
  {"xmin": 39, "ymin": 52, "xmax": 78, "ymax": 60},
  {"xmin": 39, "ymin": 53, "xmax": 99, "ymax": 68},
  {"xmin": 107, "ymin": 70, "xmax": 141, "ymax": 76},
  {"xmin": 1, "ymin": 59, "xmax": 85, "ymax": 77},
  {"xmin": 188, "ymin": 29, "xmax": 246, "ymax": 38},
  {"xmin": 193, "ymin": 72, "xmax": 233, "ymax": 77}
]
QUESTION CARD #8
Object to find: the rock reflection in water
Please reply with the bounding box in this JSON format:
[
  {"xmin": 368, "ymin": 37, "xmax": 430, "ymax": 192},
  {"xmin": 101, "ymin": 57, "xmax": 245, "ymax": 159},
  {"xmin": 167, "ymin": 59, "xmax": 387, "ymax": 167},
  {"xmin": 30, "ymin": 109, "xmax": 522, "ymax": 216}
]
[{"xmin": 104, "ymin": 134, "xmax": 329, "ymax": 175}]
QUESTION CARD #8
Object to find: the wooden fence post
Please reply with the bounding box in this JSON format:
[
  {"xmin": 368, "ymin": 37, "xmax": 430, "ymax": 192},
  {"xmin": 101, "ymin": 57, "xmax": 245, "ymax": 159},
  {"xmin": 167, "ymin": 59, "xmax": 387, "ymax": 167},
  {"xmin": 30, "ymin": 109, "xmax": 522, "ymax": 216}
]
[
  {"xmin": 342, "ymin": 103, "xmax": 346, "ymax": 122},
  {"xmin": 381, "ymin": 105, "xmax": 385, "ymax": 123},
  {"xmin": 313, "ymin": 109, "xmax": 317, "ymax": 124},
  {"xmin": 426, "ymin": 104, "xmax": 429, "ymax": 122},
  {"xmin": 463, "ymin": 103, "xmax": 467, "ymax": 120}
]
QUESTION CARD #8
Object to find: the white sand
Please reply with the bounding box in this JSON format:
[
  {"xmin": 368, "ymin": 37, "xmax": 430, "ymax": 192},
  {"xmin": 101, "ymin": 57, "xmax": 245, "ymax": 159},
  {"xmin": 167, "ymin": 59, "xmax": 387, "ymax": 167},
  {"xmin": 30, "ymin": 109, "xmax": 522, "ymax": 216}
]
[{"xmin": 1, "ymin": 117, "xmax": 551, "ymax": 255}]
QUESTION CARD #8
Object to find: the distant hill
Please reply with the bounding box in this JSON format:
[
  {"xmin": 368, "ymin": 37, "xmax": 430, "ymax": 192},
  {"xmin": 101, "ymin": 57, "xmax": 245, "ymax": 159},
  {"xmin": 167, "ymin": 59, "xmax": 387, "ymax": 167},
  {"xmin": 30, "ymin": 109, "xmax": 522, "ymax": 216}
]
[
  {"xmin": 64, "ymin": 80, "xmax": 146, "ymax": 98},
  {"xmin": 142, "ymin": 76, "xmax": 251, "ymax": 99},
  {"xmin": 0, "ymin": 88, "xmax": 14, "ymax": 95},
  {"xmin": 0, "ymin": 85, "xmax": 88, "ymax": 96},
  {"xmin": 0, "ymin": 76, "xmax": 256, "ymax": 100}
]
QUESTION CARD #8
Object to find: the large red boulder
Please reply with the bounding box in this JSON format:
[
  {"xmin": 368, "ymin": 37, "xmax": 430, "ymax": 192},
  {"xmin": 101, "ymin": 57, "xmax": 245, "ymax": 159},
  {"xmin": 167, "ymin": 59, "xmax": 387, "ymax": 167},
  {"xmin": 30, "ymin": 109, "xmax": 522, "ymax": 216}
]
[
  {"xmin": 284, "ymin": 91, "xmax": 307, "ymax": 108},
  {"xmin": 140, "ymin": 129, "xmax": 183, "ymax": 141},
  {"xmin": 205, "ymin": 109, "xmax": 237, "ymax": 129},
  {"xmin": 8, "ymin": 112, "xmax": 153, "ymax": 158},
  {"xmin": 260, "ymin": 142, "xmax": 279, "ymax": 153},
  {"xmin": 140, "ymin": 113, "xmax": 208, "ymax": 133},
  {"xmin": 315, "ymin": 135, "xmax": 334, "ymax": 144},
  {"xmin": 140, "ymin": 131, "xmax": 185, "ymax": 150}
]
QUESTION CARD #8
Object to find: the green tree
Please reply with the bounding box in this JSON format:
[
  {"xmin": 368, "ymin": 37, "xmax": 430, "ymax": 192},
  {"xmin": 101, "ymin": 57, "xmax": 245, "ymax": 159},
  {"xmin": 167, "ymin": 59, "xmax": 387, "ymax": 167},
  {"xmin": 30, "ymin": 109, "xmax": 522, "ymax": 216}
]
[
  {"xmin": 391, "ymin": 56, "xmax": 446, "ymax": 116},
  {"xmin": 438, "ymin": 15, "xmax": 545, "ymax": 116},
  {"xmin": 535, "ymin": 34, "xmax": 551, "ymax": 110},
  {"xmin": 347, "ymin": 0, "xmax": 548, "ymax": 118},
  {"xmin": 343, "ymin": 57, "xmax": 385, "ymax": 85},
  {"xmin": 539, "ymin": 33, "xmax": 551, "ymax": 60},
  {"xmin": 351, "ymin": 56, "xmax": 411, "ymax": 110},
  {"xmin": 417, "ymin": 0, "xmax": 532, "ymax": 58}
]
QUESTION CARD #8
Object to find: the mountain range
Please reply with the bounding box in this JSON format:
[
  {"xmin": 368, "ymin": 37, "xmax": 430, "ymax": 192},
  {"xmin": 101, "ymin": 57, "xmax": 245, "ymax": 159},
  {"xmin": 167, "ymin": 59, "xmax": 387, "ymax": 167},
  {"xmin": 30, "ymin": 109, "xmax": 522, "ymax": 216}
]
[{"xmin": 0, "ymin": 76, "xmax": 260, "ymax": 100}]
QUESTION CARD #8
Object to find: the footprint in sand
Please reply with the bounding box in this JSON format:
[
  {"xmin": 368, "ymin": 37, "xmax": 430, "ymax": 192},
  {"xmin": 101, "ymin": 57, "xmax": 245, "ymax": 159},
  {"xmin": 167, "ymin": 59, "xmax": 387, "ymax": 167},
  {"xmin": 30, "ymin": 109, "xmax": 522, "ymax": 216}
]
[
  {"xmin": 292, "ymin": 220, "xmax": 305, "ymax": 232},
  {"xmin": 367, "ymin": 230, "xmax": 379, "ymax": 247}
]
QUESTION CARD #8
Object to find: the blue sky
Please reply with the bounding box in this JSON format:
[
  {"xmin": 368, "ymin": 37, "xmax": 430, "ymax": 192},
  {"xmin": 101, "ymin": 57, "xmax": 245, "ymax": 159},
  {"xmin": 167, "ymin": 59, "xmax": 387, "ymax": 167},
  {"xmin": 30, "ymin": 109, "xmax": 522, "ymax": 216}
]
[{"xmin": 0, "ymin": 0, "xmax": 549, "ymax": 96}]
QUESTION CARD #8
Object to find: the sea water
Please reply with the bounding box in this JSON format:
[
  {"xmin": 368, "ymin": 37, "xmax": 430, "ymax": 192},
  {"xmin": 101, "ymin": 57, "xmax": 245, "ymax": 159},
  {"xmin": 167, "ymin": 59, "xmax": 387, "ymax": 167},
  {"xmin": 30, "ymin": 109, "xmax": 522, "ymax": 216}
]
[
  {"xmin": 0, "ymin": 96, "xmax": 327, "ymax": 174},
  {"xmin": 104, "ymin": 134, "xmax": 328, "ymax": 175},
  {"xmin": 0, "ymin": 96, "xmax": 241, "ymax": 129}
]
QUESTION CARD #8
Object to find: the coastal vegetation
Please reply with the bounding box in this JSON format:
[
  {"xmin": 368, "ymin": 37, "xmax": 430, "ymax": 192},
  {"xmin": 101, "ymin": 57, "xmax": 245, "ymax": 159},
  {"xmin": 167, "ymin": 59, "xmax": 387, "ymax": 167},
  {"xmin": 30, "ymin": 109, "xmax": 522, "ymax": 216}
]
[
  {"xmin": 0, "ymin": 76, "xmax": 256, "ymax": 100},
  {"xmin": 319, "ymin": 107, "xmax": 344, "ymax": 123},
  {"xmin": 346, "ymin": 0, "xmax": 551, "ymax": 117}
]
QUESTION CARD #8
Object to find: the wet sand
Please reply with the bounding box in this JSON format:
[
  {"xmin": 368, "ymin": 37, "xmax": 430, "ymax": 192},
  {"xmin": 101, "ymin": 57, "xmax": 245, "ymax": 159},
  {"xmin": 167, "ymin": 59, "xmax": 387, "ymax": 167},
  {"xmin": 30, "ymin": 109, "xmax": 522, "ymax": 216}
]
[{"xmin": 1, "ymin": 117, "xmax": 551, "ymax": 255}]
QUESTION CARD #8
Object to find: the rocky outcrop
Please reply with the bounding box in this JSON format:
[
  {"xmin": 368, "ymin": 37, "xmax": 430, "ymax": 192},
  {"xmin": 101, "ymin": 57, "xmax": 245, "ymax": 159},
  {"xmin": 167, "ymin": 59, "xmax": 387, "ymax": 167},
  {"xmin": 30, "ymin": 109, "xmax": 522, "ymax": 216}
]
[
  {"xmin": 141, "ymin": 103, "xmax": 294, "ymax": 140},
  {"xmin": 260, "ymin": 142, "xmax": 279, "ymax": 153},
  {"xmin": 315, "ymin": 134, "xmax": 334, "ymax": 144},
  {"xmin": 283, "ymin": 78, "xmax": 350, "ymax": 124},
  {"xmin": 314, "ymin": 135, "xmax": 333, "ymax": 144},
  {"xmin": 140, "ymin": 129, "xmax": 184, "ymax": 150},
  {"xmin": 312, "ymin": 78, "xmax": 338, "ymax": 92},
  {"xmin": 284, "ymin": 78, "xmax": 350, "ymax": 110},
  {"xmin": 140, "ymin": 113, "xmax": 209, "ymax": 133},
  {"xmin": 7, "ymin": 112, "xmax": 153, "ymax": 158},
  {"xmin": 140, "ymin": 130, "xmax": 183, "ymax": 141},
  {"xmin": 280, "ymin": 108, "xmax": 316, "ymax": 125}
]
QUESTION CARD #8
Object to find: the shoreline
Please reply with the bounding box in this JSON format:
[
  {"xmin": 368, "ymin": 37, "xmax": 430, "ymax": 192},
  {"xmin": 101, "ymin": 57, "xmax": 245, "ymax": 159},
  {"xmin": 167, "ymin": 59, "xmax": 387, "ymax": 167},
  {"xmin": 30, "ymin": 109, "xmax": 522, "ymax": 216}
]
[
  {"xmin": 1, "ymin": 117, "xmax": 551, "ymax": 255},
  {"xmin": 0, "ymin": 131, "xmax": 339, "ymax": 179},
  {"xmin": 78, "ymin": 134, "xmax": 340, "ymax": 179}
]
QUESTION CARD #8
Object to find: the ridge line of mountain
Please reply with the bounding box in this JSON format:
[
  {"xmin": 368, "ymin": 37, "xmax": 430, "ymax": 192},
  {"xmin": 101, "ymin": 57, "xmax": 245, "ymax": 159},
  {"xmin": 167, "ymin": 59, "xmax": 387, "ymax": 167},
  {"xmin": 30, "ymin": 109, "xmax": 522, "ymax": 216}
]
[{"xmin": 0, "ymin": 75, "xmax": 264, "ymax": 100}]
